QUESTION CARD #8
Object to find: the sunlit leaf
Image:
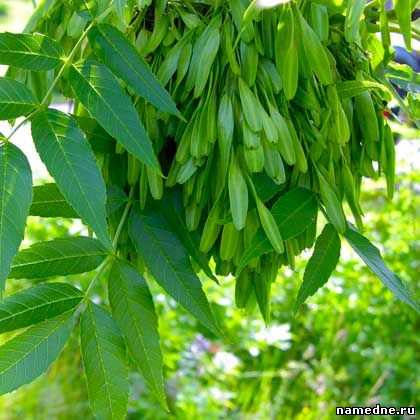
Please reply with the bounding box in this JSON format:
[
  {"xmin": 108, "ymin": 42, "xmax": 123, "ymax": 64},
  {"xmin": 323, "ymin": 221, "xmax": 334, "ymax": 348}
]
[
  {"xmin": 0, "ymin": 78, "xmax": 38, "ymax": 120},
  {"xmin": 81, "ymin": 302, "xmax": 128, "ymax": 420}
]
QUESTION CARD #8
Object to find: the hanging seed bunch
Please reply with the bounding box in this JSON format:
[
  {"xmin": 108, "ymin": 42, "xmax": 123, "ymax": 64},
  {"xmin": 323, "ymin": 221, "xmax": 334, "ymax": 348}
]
[
  {"xmin": 1, "ymin": 0, "xmax": 417, "ymax": 324},
  {"xmin": 104, "ymin": 0, "xmax": 398, "ymax": 315}
]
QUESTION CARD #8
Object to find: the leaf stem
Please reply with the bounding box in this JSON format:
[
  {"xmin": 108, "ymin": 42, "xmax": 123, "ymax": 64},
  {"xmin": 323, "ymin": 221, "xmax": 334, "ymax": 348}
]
[{"xmin": 112, "ymin": 186, "xmax": 135, "ymax": 249}]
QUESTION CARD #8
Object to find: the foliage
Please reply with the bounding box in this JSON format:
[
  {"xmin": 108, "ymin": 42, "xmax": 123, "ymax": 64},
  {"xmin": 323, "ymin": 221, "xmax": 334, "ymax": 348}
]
[{"xmin": 0, "ymin": 0, "xmax": 418, "ymax": 417}]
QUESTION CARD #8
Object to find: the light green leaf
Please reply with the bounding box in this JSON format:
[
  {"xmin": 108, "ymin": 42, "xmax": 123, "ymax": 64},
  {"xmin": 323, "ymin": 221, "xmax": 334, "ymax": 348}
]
[
  {"xmin": 9, "ymin": 237, "xmax": 109, "ymax": 279},
  {"xmin": 109, "ymin": 260, "xmax": 167, "ymax": 410},
  {"xmin": 0, "ymin": 33, "xmax": 64, "ymax": 70},
  {"xmin": 0, "ymin": 313, "xmax": 73, "ymax": 395},
  {"xmin": 336, "ymin": 80, "xmax": 389, "ymax": 99},
  {"xmin": 394, "ymin": 0, "xmax": 412, "ymax": 51},
  {"xmin": 129, "ymin": 205, "xmax": 221, "ymax": 336},
  {"xmin": 31, "ymin": 109, "xmax": 111, "ymax": 248},
  {"xmin": 0, "ymin": 141, "xmax": 32, "ymax": 295},
  {"xmin": 238, "ymin": 188, "xmax": 318, "ymax": 273},
  {"xmin": 88, "ymin": 24, "xmax": 180, "ymax": 117},
  {"xmin": 295, "ymin": 224, "xmax": 341, "ymax": 312},
  {"xmin": 0, "ymin": 78, "xmax": 38, "ymax": 120},
  {"xmin": 114, "ymin": 0, "xmax": 128, "ymax": 22},
  {"xmin": 69, "ymin": 60, "xmax": 160, "ymax": 172},
  {"xmin": 81, "ymin": 302, "xmax": 128, "ymax": 420},
  {"xmin": 344, "ymin": 225, "xmax": 419, "ymax": 312},
  {"xmin": 30, "ymin": 183, "xmax": 79, "ymax": 218},
  {"xmin": 0, "ymin": 283, "xmax": 83, "ymax": 333}
]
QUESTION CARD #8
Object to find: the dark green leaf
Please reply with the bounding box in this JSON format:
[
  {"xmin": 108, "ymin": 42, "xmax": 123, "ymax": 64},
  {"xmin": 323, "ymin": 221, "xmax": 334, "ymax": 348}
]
[
  {"xmin": 0, "ymin": 283, "xmax": 83, "ymax": 333},
  {"xmin": 0, "ymin": 78, "xmax": 38, "ymax": 120},
  {"xmin": 129, "ymin": 205, "xmax": 221, "ymax": 336},
  {"xmin": 157, "ymin": 191, "xmax": 217, "ymax": 283},
  {"xmin": 30, "ymin": 183, "xmax": 79, "ymax": 218},
  {"xmin": 9, "ymin": 237, "xmax": 109, "ymax": 279},
  {"xmin": 0, "ymin": 33, "xmax": 64, "ymax": 70},
  {"xmin": 109, "ymin": 260, "xmax": 167, "ymax": 409},
  {"xmin": 31, "ymin": 109, "xmax": 111, "ymax": 248},
  {"xmin": 238, "ymin": 188, "xmax": 318, "ymax": 272},
  {"xmin": 0, "ymin": 313, "xmax": 73, "ymax": 395},
  {"xmin": 88, "ymin": 24, "xmax": 180, "ymax": 117},
  {"xmin": 81, "ymin": 302, "xmax": 128, "ymax": 420},
  {"xmin": 0, "ymin": 142, "xmax": 32, "ymax": 294},
  {"xmin": 344, "ymin": 225, "xmax": 419, "ymax": 312},
  {"xmin": 73, "ymin": 115, "xmax": 115, "ymax": 153},
  {"xmin": 106, "ymin": 185, "xmax": 127, "ymax": 216},
  {"xmin": 69, "ymin": 60, "xmax": 160, "ymax": 172},
  {"xmin": 295, "ymin": 224, "xmax": 341, "ymax": 311},
  {"xmin": 253, "ymin": 172, "xmax": 283, "ymax": 202}
]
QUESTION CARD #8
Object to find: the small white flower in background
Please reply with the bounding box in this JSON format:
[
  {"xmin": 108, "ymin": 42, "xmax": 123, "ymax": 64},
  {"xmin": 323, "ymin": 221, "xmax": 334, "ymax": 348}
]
[
  {"xmin": 256, "ymin": 0, "xmax": 292, "ymax": 9},
  {"xmin": 213, "ymin": 351, "xmax": 240, "ymax": 372},
  {"xmin": 254, "ymin": 323, "xmax": 292, "ymax": 346}
]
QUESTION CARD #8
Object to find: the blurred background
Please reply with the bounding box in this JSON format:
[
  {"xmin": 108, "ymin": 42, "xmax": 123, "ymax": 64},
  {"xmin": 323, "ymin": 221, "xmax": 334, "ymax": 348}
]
[{"xmin": 0, "ymin": 1, "xmax": 419, "ymax": 419}]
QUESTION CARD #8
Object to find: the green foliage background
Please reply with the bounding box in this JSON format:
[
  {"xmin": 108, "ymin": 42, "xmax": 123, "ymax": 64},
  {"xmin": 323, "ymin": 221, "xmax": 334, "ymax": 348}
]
[{"xmin": 0, "ymin": 2, "xmax": 418, "ymax": 419}]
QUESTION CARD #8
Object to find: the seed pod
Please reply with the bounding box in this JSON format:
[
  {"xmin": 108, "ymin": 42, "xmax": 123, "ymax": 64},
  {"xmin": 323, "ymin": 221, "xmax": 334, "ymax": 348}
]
[
  {"xmin": 139, "ymin": 164, "xmax": 148, "ymax": 209},
  {"xmin": 296, "ymin": 9, "xmax": 333, "ymax": 85},
  {"xmin": 175, "ymin": 41, "xmax": 193, "ymax": 87},
  {"xmin": 217, "ymin": 94, "xmax": 234, "ymax": 179},
  {"xmin": 244, "ymin": 209, "xmax": 260, "ymax": 249},
  {"xmin": 228, "ymin": 149, "xmax": 248, "ymax": 230},
  {"xmin": 275, "ymin": 9, "xmax": 298, "ymax": 100},
  {"xmin": 261, "ymin": 107, "xmax": 278, "ymax": 144},
  {"xmin": 223, "ymin": 18, "xmax": 241, "ymax": 76},
  {"xmin": 157, "ymin": 37, "xmax": 187, "ymax": 86},
  {"xmin": 305, "ymin": 215, "xmax": 318, "ymax": 249},
  {"xmin": 185, "ymin": 203, "xmax": 202, "ymax": 232},
  {"xmin": 242, "ymin": 119, "xmax": 261, "ymax": 149},
  {"xmin": 127, "ymin": 154, "xmax": 141, "ymax": 186},
  {"xmin": 285, "ymin": 240, "xmax": 296, "ymax": 270},
  {"xmin": 262, "ymin": 136, "xmax": 286, "ymax": 185},
  {"xmin": 354, "ymin": 91, "xmax": 379, "ymax": 143},
  {"xmin": 360, "ymin": 146, "xmax": 377, "ymax": 179},
  {"xmin": 255, "ymin": 196, "xmax": 284, "ymax": 254},
  {"xmin": 344, "ymin": 0, "xmax": 365, "ymax": 43},
  {"xmin": 238, "ymin": 77, "xmax": 263, "ymax": 132},
  {"xmin": 176, "ymin": 117, "xmax": 195, "ymax": 164},
  {"xmin": 327, "ymin": 85, "xmax": 350, "ymax": 144},
  {"xmin": 177, "ymin": 158, "xmax": 198, "ymax": 184},
  {"xmin": 342, "ymin": 161, "xmax": 364, "ymax": 231},
  {"xmin": 287, "ymin": 120, "xmax": 308, "ymax": 173},
  {"xmin": 199, "ymin": 196, "xmax": 224, "ymax": 253},
  {"xmin": 244, "ymin": 144, "xmax": 264, "ymax": 173},
  {"xmin": 194, "ymin": 24, "xmax": 220, "ymax": 98},
  {"xmin": 268, "ymin": 103, "xmax": 296, "ymax": 165},
  {"xmin": 147, "ymin": 166, "xmax": 163, "ymax": 200},
  {"xmin": 253, "ymin": 266, "xmax": 271, "ymax": 324},
  {"xmin": 242, "ymin": 41, "xmax": 259, "ymax": 87},
  {"xmin": 311, "ymin": 3, "xmax": 329, "ymax": 43},
  {"xmin": 317, "ymin": 169, "xmax": 346, "ymax": 234},
  {"xmin": 145, "ymin": 14, "xmax": 169, "ymax": 54},
  {"xmin": 220, "ymin": 222, "xmax": 240, "ymax": 261},
  {"xmin": 136, "ymin": 28, "xmax": 151, "ymax": 55},
  {"xmin": 261, "ymin": 58, "xmax": 281, "ymax": 94},
  {"xmin": 166, "ymin": 160, "xmax": 181, "ymax": 188},
  {"xmin": 384, "ymin": 124, "xmax": 395, "ymax": 199},
  {"xmin": 235, "ymin": 269, "xmax": 253, "ymax": 309}
]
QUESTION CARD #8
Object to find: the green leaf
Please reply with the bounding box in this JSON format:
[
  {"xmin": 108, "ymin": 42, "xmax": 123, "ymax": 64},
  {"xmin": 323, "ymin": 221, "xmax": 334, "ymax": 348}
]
[
  {"xmin": 0, "ymin": 78, "xmax": 38, "ymax": 120},
  {"xmin": 336, "ymin": 80, "xmax": 388, "ymax": 100},
  {"xmin": 0, "ymin": 142, "xmax": 32, "ymax": 295},
  {"xmin": 72, "ymin": 0, "xmax": 98, "ymax": 19},
  {"xmin": 114, "ymin": 0, "xmax": 128, "ymax": 22},
  {"xmin": 106, "ymin": 185, "xmax": 128, "ymax": 216},
  {"xmin": 394, "ymin": 0, "xmax": 412, "ymax": 51},
  {"xmin": 81, "ymin": 302, "xmax": 128, "ymax": 420},
  {"xmin": 0, "ymin": 313, "xmax": 73, "ymax": 395},
  {"xmin": 129, "ymin": 205, "xmax": 221, "ymax": 336},
  {"xmin": 69, "ymin": 60, "xmax": 160, "ymax": 172},
  {"xmin": 238, "ymin": 188, "xmax": 318, "ymax": 272},
  {"xmin": 88, "ymin": 24, "xmax": 180, "ymax": 117},
  {"xmin": 271, "ymin": 188, "xmax": 318, "ymax": 239},
  {"xmin": 109, "ymin": 260, "xmax": 167, "ymax": 410},
  {"xmin": 344, "ymin": 225, "xmax": 419, "ymax": 312},
  {"xmin": 295, "ymin": 224, "xmax": 341, "ymax": 312},
  {"xmin": 30, "ymin": 183, "xmax": 79, "ymax": 218},
  {"xmin": 0, "ymin": 283, "xmax": 83, "ymax": 333},
  {"xmin": 157, "ymin": 191, "xmax": 218, "ymax": 283},
  {"xmin": 9, "ymin": 237, "xmax": 109, "ymax": 279},
  {"xmin": 0, "ymin": 33, "xmax": 64, "ymax": 70},
  {"xmin": 31, "ymin": 109, "xmax": 111, "ymax": 248}
]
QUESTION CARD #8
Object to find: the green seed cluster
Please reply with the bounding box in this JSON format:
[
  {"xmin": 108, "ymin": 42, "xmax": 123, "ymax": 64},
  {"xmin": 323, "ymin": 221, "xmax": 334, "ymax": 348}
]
[{"xmin": 30, "ymin": 0, "xmax": 396, "ymax": 310}]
